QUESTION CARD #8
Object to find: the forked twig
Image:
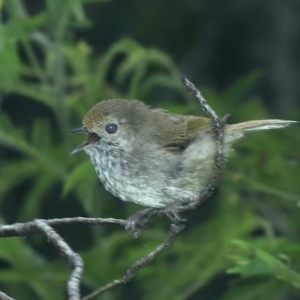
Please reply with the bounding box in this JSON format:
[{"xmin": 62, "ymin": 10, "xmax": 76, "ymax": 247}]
[
  {"xmin": 35, "ymin": 220, "xmax": 84, "ymax": 300},
  {"xmin": 0, "ymin": 217, "xmax": 124, "ymax": 300}
]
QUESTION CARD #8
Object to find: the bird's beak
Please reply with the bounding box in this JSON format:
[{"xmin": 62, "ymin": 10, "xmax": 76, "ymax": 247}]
[
  {"xmin": 70, "ymin": 142, "xmax": 88, "ymax": 155},
  {"xmin": 70, "ymin": 127, "xmax": 100, "ymax": 155},
  {"xmin": 70, "ymin": 127, "xmax": 88, "ymax": 155},
  {"xmin": 69, "ymin": 127, "xmax": 88, "ymax": 134}
]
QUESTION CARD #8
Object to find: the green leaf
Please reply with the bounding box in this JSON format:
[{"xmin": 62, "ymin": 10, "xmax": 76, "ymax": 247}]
[
  {"xmin": 228, "ymin": 240, "xmax": 300, "ymax": 289},
  {"xmin": 67, "ymin": 0, "xmax": 86, "ymax": 22},
  {"xmin": 0, "ymin": 24, "xmax": 21, "ymax": 90},
  {"xmin": 220, "ymin": 279, "xmax": 285, "ymax": 300},
  {"xmin": 0, "ymin": 115, "xmax": 66, "ymax": 178}
]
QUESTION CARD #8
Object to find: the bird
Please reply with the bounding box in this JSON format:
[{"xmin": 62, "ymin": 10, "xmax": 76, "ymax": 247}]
[{"xmin": 71, "ymin": 99, "xmax": 296, "ymax": 209}]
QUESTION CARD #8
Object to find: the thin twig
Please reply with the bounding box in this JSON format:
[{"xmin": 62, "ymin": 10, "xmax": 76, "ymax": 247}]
[
  {"xmin": 81, "ymin": 223, "xmax": 185, "ymax": 300},
  {"xmin": 182, "ymin": 76, "xmax": 220, "ymax": 120},
  {"xmin": 180, "ymin": 76, "xmax": 226, "ymax": 211},
  {"xmin": 0, "ymin": 217, "xmax": 126, "ymax": 238}
]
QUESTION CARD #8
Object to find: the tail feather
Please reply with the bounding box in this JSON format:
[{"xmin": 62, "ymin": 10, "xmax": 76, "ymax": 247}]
[{"xmin": 224, "ymin": 119, "xmax": 297, "ymax": 143}]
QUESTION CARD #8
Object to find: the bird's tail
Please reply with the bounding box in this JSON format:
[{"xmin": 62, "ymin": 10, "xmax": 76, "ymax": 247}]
[{"xmin": 224, "ymin": 119, "xmax": 297, "ymax": 143}]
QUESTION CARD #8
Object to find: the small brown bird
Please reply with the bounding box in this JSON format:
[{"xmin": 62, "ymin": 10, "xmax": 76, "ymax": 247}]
[{"xmin": 71, "ymin": 99, "xmax": 296, "ymax": 208}]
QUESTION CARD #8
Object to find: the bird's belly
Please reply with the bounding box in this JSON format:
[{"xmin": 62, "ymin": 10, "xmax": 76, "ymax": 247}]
[
  {"xmin": 100, "ymin": 167, "xmax": 168, "ymax": 208},
  {"xmin": 88, "ymin": 149, "xmax": 172, "ymax": 208},
  {"xmin": 86, "ymin": 143, "xmax": 217, "ymax": 208}
]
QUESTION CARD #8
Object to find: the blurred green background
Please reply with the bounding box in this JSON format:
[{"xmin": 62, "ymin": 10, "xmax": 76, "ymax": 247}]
[{"xmin": 0, "ymin": 0, "xmax": 299, "ymax": 299}]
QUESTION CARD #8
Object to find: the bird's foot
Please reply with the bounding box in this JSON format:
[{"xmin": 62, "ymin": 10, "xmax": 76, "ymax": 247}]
[
  {"xmin": 125, "ymin": 203, "xmax": 188, "ymax": 238},
  {"xmin": 162, "ymin": 202, "xmax": 187, "ymax": 225},
  {"xmin": 125, "ymin": 208, "xmax": 154, "ymax": 238}
]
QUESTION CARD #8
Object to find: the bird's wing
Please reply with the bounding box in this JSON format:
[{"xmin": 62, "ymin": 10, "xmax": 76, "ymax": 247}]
[
  {"xmin": 151, "ymin": 109, "xmax": 213, "ymax": 154},
  {"xmin": 185, "ymin": 116, "xmax": 214, "ymax": 142}
]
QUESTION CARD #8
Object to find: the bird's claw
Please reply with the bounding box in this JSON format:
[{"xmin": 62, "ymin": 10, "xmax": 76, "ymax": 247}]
[
  {"xmin": 125, "ymin": 204, "xmax": 187, "ymax": 237},
  {"xmin": 163, "ymin": 203, "xmax": 187, "ymax": 224},
  {"xmin": 125, "ymin": 208, "xmax": 154, "ymax": 238}
]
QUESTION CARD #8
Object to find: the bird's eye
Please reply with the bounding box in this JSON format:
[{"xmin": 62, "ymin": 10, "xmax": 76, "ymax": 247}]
[{"xmin": 105, "ymin": 123, "xmax": 118, "ymax": 134}]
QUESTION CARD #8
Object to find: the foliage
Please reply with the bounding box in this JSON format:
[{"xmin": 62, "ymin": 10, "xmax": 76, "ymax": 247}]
[{"xmin": 0, "ymin": 0, "xmax": 299, "ymax": 299}]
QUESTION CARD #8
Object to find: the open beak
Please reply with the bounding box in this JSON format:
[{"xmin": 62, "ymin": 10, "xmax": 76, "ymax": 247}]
[{"xmin": 70, "ymin": 127, "xmax": 100, "ymax": 155}]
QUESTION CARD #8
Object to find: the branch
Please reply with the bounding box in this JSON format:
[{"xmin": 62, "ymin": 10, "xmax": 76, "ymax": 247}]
[{"xmin": 0, "ymin": 217, "xmax": 126, "ymax": 238}]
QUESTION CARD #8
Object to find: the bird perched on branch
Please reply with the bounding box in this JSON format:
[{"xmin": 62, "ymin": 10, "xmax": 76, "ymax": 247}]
[{"xmin": 71, "ymin": 97, "xmax": 296, "ymax": 209}]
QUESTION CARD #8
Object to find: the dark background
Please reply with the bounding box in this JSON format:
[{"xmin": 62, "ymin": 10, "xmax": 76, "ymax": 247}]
[
  {"xmin": 83, "ymin": 0, "xmax": 300, "ymax": 113},
  {"xmin": 20, "ymin": 0, "xmax": 300, "ymax": 111}
]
